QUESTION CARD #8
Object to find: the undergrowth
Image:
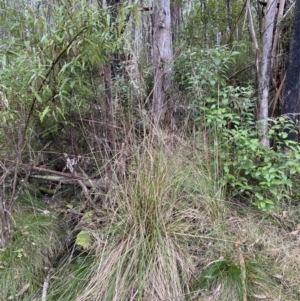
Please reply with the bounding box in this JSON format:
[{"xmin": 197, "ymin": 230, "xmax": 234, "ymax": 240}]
[
  {"xmin": 0, "ymin": 196, "xmax": 65, "ymax": 300},
  {"xmin": 1, "ymin": 136, "xmax": 300, "ymax": 300}
]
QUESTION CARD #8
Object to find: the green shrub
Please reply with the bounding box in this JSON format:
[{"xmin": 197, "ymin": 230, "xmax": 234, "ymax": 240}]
[{"xmin": 222, "ymin": 118, "xmax": 300, "ymax": 210}]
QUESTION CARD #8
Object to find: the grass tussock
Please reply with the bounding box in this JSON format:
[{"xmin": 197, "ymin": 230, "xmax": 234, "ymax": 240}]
[{"xmin": 76, "ymin": 143, "xmax": 209, "ymax": 301}]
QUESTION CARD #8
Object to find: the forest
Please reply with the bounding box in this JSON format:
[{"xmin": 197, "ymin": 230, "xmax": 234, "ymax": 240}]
[{"xmin": 0, "ymin": 0, "xmax": 300, "ymax": 300}]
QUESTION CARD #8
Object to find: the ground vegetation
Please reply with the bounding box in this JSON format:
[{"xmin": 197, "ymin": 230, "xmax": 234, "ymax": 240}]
[{"xmin": 0, "ymin": 0, "xmax": 300, "ymax": 300}]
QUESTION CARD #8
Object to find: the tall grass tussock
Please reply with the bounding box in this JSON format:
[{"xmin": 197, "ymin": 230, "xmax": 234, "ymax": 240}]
[{"xmin": 76, "ymin": 139, "xmax": 211, "ymax": 301}]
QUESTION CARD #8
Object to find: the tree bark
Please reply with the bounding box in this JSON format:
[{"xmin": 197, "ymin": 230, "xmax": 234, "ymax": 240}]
[
  {"xmin": 282, "ymin": 0, "xmax": 300, "ymax": 142},
  {"xmin": 152, "ymin": 0, "xmax": 173, "ymax": 127},
  {"xmin": 257, "ymin": 0, "xmax": 278, "ymax": 147}
]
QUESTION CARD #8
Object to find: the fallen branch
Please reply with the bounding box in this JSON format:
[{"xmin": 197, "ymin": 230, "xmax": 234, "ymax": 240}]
[
  {"xmin": 77, "ymin": 179, "xmax": 95, "ymax": 206},
  {"xmin": 1, "ymin": 159, "xmax": 86, "ymax": 179},
  {"xmin": 30, "ymin": 174, "xmax": 109, "ymax": 192},
  {"xmin": 1, "ymin": 158, "xmax": 109, "ymax": 190}
]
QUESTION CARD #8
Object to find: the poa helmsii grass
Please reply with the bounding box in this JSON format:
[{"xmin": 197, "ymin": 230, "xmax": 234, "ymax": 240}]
[{"xmin": 74, "ymin": 141, "xmax": 217, "ymax": 301}]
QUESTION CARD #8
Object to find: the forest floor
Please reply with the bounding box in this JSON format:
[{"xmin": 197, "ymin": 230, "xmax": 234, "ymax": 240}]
[{"xmin": 1, "ymin": 135, "xmax": 300, "ymax": 301}]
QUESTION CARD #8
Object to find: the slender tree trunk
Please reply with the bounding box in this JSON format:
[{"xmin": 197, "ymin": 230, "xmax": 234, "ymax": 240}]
[
  {"xmin": 255, "ymin": 0, "xmax": 264, "ymax": 39},
  {"xmin": 282, "ymin": 0, "xmax": 300, "ymax": 142},
  {"xmin": 246, "ymin": 0, "xmax": 259, "ymax": 89},
  {"xmin": 257, "ymin": 0, "xmax": 277, "ymax": 147},
  {"xmin": 99, "ymin": 0, "xmax": 119, "ymax": 157},
  {"xmin": 271, "ymin": 0, "xmax": 286, "ymax": 69},
  {"xmin": 104, "ymin": 62, "xmax": 116, "ymax": 157},
  {"xmin": 152, "ymin": 0, "xmax": 173, "ymax": 127},
  {"xmin": 171, "ymin": 0, "xmax": 181, "ymax": 43},
  {"xmin": 225, "ymin": 0, "xmax": 232, "ymax": 33},
  {"xmin": 140, "ymin": 0, "xmax": 152, "ymax": 65}
]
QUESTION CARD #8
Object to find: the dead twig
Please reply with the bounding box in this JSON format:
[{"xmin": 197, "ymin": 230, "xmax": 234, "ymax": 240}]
[
  {"xmin": 0, "ymin": 189, "xmax": 10, "ymax": 248},
  {"xmin": 42, "ymin": 277, "xmax": 49, "ymax": 301}
]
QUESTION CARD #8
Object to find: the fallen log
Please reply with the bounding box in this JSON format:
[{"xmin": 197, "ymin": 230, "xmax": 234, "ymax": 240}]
[
  {"xmin": 1, "ymin": 158, "xmax": 110, "ymax": 194},
  {"xmin": 30, "ymin": 174, "xmax": 109, "ymax": 192}
]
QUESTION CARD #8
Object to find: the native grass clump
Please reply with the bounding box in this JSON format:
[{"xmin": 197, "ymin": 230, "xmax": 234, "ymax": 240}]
[
  {"xmin": 38, "ymin": 137, "xmax": 223, "ymax": 301},
  {"xmin": 71, "ymin": 143, "xmax": 215, "ymax": 301}
]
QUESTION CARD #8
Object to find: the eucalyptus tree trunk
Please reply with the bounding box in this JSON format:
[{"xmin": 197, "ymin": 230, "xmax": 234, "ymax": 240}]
[
  {"xmin": 102, "ymin": 0, "xmax": 119, "ymax": 157},
  {"xmin": 257, "ymin": 0, "xmax": 277, "ymax": 147},
  {"xmin": 282, "ymin": 0, "xmax": 300, "ymax": 142},
  {"xmin": 152, "ymin": 0, "xmax": 173, "ymax": 127}
]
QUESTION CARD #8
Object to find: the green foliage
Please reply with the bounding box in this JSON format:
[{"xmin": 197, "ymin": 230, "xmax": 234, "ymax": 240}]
[
  {"xmin": 175, "ymin": 44, "xmax": 300, "ymax": 210},
  {"xmin": 179, "ymin": 49, "xmax": 254, "ymax": 143},
  {"xmin": 222, "ymin": 118, "xmax": 300, "ymax": 210},
  {"xmin": 175, "ymin": 46, "xmax": 234, "ymax": 94},
  {"xmin": 181, "ymin": 0, "xmax": 245, "ymax": 47},
  {"xmin": 76, "ymin": 230, "xmax": 91, "ymax": 250},
  {"xmin": 174, "ymin": 46, "xmax": 242, "ymax": 130},
  {"xmin": 192, "ymin": 257, "xmax": 276, "ymax": 300},
  {"xmin": 0, "ymin": 0, "xmax": 127, "ymax": 141}
]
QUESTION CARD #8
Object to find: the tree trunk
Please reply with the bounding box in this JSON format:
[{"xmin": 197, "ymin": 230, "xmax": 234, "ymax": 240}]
[
  {"xmin": 152, "ymin": 0, "xmax": 173, "ymax": 127},
  {"xmin": 100, "ymin": 0, "xmax": 119, "ymax": 157},
  {"xmin": 257, "ymin": 0, "xmax": 278, "ymax": 147},
  {"xmin": 282, "ymin": 0, "xmax": 300, "ymax": 142},
  {"xmin": 0, "ymin": 190, "xmax": 11, "ymax": 248},
  {"xmin": 104, "ymin": 62, "xmax": 116, "ymax": 157},
  {"xmin": 271, "ymin": 0, "xmax": 286, "ymax": 70},
  {"xmin": 171, "ymin": 0, "xmax": 181, "ymax": 43}
]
